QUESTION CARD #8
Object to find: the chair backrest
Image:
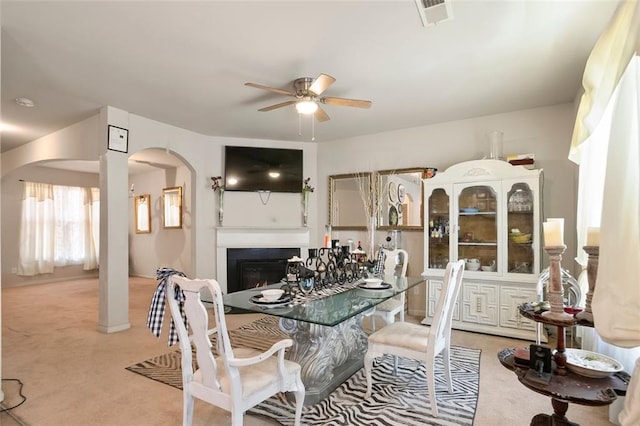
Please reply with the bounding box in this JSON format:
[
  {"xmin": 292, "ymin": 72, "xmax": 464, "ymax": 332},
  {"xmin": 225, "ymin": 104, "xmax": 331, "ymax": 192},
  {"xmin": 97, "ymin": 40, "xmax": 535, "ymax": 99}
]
[
  {"xmin": 167, "ymin": 275, "xmax": 235, "ymax": 393},
  {"xmin": 429, "ymin": 260, "xmax": 465, "ymax": 349},
  {"xmin": 383, "ymin": 248, "xmax": 409, "ymax": 277}
]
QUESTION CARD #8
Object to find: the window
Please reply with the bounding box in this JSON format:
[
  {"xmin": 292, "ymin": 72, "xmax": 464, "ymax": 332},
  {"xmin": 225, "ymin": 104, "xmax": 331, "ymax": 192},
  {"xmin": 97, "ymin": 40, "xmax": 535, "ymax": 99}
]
[
  {"xmin": 573, "ymin": 57, "xmax": 640, "ymax": 374},
  {"xmin": 18, "ymin": 182, "xmax": 99, "ymax": 276}
]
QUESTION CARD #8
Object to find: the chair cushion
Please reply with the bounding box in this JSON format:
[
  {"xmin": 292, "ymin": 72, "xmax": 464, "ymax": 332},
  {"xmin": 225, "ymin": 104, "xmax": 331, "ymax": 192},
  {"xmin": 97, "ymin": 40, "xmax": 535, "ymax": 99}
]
[
  {"xmin": 368, "ymin": 321, "xmax": 430, "ymax": 352},
  {"xmin": 375, "ymin": 298, "xmax": 402, "ymax": 312},
  {"xmin": 193, "ymin": 347, "xmax": 301, "ymax": 399}
]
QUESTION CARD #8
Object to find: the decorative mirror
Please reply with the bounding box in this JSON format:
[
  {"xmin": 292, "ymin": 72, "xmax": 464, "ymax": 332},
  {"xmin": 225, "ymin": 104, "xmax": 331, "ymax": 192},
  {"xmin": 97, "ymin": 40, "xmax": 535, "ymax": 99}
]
[
  {"xmin": 377, "ymin": 168, "xmax": 425, "ymax": 230},
  {"xmin": 163, "ymin": 186, "xmax": 183, "ymax": 229},
  {"xmin": 134, "ymin": 194, "xmax": 151, "ymax": 234},
  {"xmin": 329, "ymin": 173, "xmax": 371, "ymax": 230}
]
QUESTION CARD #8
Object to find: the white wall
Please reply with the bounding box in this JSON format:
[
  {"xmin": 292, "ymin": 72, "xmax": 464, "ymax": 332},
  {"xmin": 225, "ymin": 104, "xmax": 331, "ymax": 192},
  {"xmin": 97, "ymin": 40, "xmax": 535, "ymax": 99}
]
[
  {"xmin": 1, "ymin": 113, "xmax": 105, "ymax": 289},
  {"xmin": 319, "ymin": 103, "xmax": 579, "ymax": 282},
  {"xmin": 1, "ymin": 114, "xmax": 102, "ymax": 176},
  {"xmin": 0, "ymin": 102, "xmax": 579, "ymax": 324},
  {"xmin": 1, "ymin": 110, "xmax": 319, "ymax": 286},
  {"xmin": 128, "ymin": 165, "xmax": 193, "ymax": 278},
  {"xmin": 1, "ymin": 165, "xmax": 100, "ymax": 286},
  {"xmin": 126, "ymin": 114, "xmax": 319, "ymax": 280}
]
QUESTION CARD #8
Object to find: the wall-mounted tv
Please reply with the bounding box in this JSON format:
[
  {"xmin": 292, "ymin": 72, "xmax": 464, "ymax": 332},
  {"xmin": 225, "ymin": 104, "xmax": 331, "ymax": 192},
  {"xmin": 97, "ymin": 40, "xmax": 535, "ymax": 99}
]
[{"xmin": 224, "ymin": 146, "xmax": 303, "ymax": 193}]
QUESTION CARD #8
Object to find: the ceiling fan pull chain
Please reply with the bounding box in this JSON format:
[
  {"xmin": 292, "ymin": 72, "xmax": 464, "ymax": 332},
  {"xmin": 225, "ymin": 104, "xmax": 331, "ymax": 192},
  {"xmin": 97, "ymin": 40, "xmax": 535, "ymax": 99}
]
[
  {"xmin": 312, "ymin": 115, "xmax": 315, "ymax": 142},
  {"xmin": 298, "ymin": 113, "xmax": 302, "ymax": 136}
]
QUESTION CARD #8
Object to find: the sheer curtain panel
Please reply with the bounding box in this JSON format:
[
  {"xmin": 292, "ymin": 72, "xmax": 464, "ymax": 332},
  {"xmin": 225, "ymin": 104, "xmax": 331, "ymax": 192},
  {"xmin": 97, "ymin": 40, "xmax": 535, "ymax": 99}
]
[
  {"xmin": 569, "ymin": 3, "xmax": 640, "ymax": 424},
  {"xmin": 18, "ymin": 182, "xmax": 55, "ymax": 276},
  {"xmin": 18, "ymin": 182, "xmax": 100, "ymax": 276},
  {"xmin": 83, "ymin": 187, "xmax": 100, "ymax": 270}
]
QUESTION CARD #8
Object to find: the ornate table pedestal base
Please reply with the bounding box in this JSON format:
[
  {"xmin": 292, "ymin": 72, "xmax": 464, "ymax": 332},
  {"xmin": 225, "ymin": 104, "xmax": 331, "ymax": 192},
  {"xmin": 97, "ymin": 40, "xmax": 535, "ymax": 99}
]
[
  {"xmin": 280, "ymin": 314, "xmax": 369, "ymax": 405},
  {"xmin": 531, "ymin": 413, "xmax": 578, "ymax": 426},
  {"xmin": 530, "ymin": 398, "xmax": 579, "ymax": 426}
]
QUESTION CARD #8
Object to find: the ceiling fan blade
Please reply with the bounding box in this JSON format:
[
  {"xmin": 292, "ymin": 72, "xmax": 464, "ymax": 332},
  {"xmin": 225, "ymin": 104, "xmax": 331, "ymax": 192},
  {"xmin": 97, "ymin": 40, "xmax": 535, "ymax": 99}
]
[
  {"xmin": 322, "ymin": 97, "xmax": 372, "ymax": 108},
  {"xmin": 308, "ymin": 74, "xmax": 336, "ymax": 96},
  {"xmin": 245, "ymin": 82, "xmax": 296, "ymax": 97},
  {"xmin": 258, "ymin": 100, "xmax": 296, "ymax": 112},
  {"xmin": 315, "ymin": 106, "xmax": 330, "ymax": 122}
]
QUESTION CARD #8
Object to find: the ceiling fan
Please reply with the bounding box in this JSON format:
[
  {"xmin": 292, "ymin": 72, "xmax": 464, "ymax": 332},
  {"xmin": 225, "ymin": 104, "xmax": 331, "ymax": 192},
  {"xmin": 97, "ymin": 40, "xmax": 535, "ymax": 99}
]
[{"xmin": 245, "ymin": 74, "xmax": 372, "ymax": 122}]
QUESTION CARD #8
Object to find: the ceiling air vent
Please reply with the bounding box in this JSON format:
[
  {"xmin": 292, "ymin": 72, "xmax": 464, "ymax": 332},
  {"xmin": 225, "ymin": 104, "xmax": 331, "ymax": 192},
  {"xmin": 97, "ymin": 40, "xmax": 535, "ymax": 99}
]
[{"xmin": 415, "ymin": 0, "xmax": 453, "ymax": 27}]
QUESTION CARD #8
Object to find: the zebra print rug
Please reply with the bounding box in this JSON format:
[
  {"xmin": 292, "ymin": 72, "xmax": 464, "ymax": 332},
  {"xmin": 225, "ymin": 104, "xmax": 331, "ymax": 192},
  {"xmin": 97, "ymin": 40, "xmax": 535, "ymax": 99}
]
[
  {"xmin": 249, "ymin": 348, "xmax": 480, "ymax": 426},
  {"xmin": 127, "ymin": 316, "xmax": 480, "ymax": 425}
]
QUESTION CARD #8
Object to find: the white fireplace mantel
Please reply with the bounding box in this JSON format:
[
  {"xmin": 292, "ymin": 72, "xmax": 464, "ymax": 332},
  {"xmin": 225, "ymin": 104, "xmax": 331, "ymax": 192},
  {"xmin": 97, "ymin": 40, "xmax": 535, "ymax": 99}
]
[{"xmin": 216, "ymin": 227, "xmax": 310, "ymax": 292}]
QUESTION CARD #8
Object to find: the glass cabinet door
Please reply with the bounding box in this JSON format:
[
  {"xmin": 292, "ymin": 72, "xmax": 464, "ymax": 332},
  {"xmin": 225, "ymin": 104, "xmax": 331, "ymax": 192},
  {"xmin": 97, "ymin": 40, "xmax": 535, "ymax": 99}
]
[
  {"xmin": 506, "ymin": 183, "xmax": 534, "ymax": 274},
  {"xmin": 427, "ymin": 188, "xmax": 450, "ymax": 269},
  {"xmin": 457, "ymin": 185, "xmax": 498, "ymax": 272}
]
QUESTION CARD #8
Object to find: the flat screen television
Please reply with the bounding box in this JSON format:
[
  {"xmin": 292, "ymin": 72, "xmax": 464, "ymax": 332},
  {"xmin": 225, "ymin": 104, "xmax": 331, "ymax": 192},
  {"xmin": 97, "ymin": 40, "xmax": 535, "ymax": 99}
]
[{"xmin": 224, "ymin": 146, "xmax": 303, "ymax": 193}]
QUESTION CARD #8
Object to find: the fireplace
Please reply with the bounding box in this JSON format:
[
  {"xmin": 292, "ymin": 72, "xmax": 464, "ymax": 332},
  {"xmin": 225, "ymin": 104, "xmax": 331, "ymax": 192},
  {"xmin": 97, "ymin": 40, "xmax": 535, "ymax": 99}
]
[
  {"xmin": 216, "ymin": 227, "xmax": 310, "ymax": 293},
  {"xmin": 227, "ymin": 247, "xmax": 300, "ymax": 293}
]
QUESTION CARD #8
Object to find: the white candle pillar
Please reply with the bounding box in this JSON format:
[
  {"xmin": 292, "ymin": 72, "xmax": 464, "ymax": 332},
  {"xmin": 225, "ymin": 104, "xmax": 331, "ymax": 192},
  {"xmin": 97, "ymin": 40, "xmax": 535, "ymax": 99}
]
[
  {"xmin": 586, "ymin": 226, "xmax": 600, "ymax": 246},
  {"xmin": 543, "ymin": 218, "xmax": 564, "ymax": 247}
]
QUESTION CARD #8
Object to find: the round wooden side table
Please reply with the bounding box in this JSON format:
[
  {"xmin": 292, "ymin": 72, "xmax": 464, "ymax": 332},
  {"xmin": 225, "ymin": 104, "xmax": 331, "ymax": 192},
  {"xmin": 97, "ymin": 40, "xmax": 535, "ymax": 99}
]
[{"xmin": 497, "ymin": 304, "xmax": 629, "ymax": 425}]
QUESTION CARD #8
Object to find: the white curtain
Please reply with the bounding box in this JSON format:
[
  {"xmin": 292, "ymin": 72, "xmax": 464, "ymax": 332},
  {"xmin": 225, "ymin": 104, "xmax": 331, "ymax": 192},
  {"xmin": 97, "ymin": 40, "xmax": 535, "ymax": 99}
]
[
  {"xmin": 18, "ymin": 182, "xmax": 55, "ymax": 275},
  {"xmin": 569, "ymin": 2, "xmax": 640, "ymax": 424},
  {"xmin": 593, "ymin": 56, "xmax": 640, "ymax": 349},
  {"xmin": 574, "ymin": 53, "xmax": 640, "ymax": 365},
  {"xmin": 569, "ymin": 0, "xmax": 640, "ymax": 163},
  {"xmin": 18, "ymin": 182, "xmax": 100, "ymax": 276},
  {"xmin": 84, "ymin": 187, "xmax": 100, "ymax": 270},
  {"xmin": 53, "ymin": 185, "xmax": 85, "ymax": 266},
  {"xmin": 592, "ymin": 54, "xmax": 640, "ymax": 426}
]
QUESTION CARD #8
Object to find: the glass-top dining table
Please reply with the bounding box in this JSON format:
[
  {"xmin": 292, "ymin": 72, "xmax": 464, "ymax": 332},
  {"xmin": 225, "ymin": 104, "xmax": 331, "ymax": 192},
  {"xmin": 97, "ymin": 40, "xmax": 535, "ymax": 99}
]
[{"xmin": 223, "ymin": 275, "xmax": 426, "ymax": 404}]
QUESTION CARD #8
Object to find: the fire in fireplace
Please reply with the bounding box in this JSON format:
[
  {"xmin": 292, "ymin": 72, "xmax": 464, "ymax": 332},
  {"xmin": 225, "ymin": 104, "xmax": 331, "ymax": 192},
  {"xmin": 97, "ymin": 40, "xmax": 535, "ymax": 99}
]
[{"xmin": 226, "ymin": 247, "xmax": 300, "ymax": 293}]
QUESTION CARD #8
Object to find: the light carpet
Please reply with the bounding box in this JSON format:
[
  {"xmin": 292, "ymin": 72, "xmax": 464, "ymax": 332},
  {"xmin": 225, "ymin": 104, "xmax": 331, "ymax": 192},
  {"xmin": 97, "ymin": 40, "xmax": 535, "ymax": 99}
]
[{"xmin": 127, "ymin": 316, "xmax": 480, "ymax": 426}]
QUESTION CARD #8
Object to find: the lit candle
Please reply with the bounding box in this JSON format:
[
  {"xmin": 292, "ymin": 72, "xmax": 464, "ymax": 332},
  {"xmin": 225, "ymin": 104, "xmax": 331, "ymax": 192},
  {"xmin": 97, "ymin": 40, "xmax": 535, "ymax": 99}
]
[
  {"xmin": 543, "ymin": 218, "xmax": 564, "ymax": 246},
  {"xmin": 586, "ymin": 227, "xmax": 600, "ymax": 246}
]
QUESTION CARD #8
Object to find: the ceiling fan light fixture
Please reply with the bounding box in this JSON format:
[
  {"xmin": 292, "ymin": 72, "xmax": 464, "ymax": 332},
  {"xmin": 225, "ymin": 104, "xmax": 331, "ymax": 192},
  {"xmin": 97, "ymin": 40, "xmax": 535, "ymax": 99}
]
[{"xmin": 295, "ymin": 100, "xmax": 318, "ymax": 115}]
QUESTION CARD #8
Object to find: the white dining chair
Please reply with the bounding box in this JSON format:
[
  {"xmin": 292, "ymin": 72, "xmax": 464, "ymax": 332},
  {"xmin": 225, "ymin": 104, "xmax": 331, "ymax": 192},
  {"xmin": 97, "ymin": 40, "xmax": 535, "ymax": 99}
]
[
  {"xmin": 364, "ymin": 259, "xmax": 465, "ymax": 417},
  {"xmin": 167, "ymin": 275, "xmax": 305, "ymax": 426},
  {"xmin": 370, "ymin": 248, "xmax": 409, "ymax": 332}
]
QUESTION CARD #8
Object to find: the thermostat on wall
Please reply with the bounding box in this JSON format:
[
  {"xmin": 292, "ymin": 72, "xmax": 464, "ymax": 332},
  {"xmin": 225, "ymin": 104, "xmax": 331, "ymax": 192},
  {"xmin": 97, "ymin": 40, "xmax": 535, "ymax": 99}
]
[{"xmin": 108, "ymin": 125, "xmax": 129, "ymax": 153}]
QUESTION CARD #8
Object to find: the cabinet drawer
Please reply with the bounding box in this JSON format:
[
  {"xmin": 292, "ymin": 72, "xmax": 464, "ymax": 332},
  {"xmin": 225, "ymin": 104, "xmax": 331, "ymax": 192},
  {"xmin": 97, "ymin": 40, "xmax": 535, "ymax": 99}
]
[
  {"xmin": 499, "ymin": 286, "xmax": 537, "ymax": 331},
  {"xmin": 461, "ymin": 282, "xmax": 498, "ymax": 326}
]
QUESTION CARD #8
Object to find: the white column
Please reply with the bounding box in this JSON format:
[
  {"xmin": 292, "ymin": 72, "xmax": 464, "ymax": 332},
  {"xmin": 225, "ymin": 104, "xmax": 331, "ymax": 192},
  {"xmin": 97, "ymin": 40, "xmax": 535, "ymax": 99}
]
[
  {"xmin": 97, "ymin": 108, "xmax": 130, "ymax": 333},
  {"xmin": 1, "ymin": 5, "xmax": 5, "ymax": 400},
  {"xmin": 0, "ymin": 156, "xmax": 3, "ymax": 403}
]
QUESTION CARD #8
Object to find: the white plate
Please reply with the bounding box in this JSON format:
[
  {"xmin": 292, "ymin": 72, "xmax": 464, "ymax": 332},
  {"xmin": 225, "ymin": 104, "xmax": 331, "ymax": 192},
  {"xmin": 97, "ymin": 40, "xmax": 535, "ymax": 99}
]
[
  {"xmin": 565, "ymin": 348, "xmax": 623, "ymax": 378},
  {"xmin": 358, "ymin": 282, "xmax": 392, "ymax": 290},
  {"xmin": 388, "ymin": 182, "xmax": 397, "ymax": 203},
  {"xmin": 251, "ymin": 300, "xmax": 291, "ymax": 309},
  {"xmin": 460, "ymin": 207, "xmax": 479, "ymax": 214},
  {"xmin": 250, "ymin": 295, "xmax": 291, "ymax": 308}
]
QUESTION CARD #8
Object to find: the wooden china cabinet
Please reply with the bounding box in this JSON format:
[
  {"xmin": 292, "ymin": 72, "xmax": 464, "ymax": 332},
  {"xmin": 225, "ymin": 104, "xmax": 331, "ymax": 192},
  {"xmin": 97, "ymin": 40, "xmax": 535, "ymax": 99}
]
[{"xmin": 422, "ymin": 159, "xmax": 543, "ymax": 341}]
